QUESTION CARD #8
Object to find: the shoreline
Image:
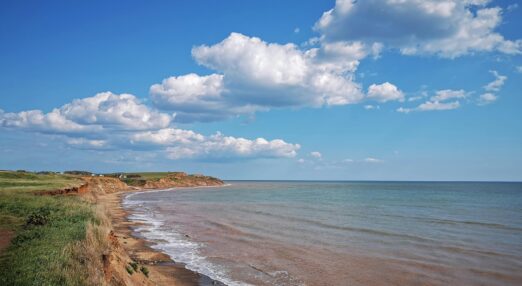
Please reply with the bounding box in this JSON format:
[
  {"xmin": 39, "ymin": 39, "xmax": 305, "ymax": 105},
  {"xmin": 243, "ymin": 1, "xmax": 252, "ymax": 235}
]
[{"xmin": 100, "ymin": 189, "xmax": 225, "ymax": 286}]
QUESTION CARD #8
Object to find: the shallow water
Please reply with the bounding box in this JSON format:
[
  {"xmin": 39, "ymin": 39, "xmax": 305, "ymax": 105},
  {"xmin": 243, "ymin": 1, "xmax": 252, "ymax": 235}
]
[{"xmin": 123, "ymin": 181, "xmax": 522, "ymax": 286}]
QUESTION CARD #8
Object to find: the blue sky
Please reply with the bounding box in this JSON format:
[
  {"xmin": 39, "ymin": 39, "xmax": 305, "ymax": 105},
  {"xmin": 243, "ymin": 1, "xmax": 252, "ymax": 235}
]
[{"xmin": 1, "ymin": 0, "xmax": 521, "ymax": 181}]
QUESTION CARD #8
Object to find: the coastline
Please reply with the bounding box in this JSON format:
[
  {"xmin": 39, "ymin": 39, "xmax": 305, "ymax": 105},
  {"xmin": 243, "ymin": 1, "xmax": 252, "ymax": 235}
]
[{"xmin": 100, "ymin": 189, "xmax": 225, "ymax": 286}]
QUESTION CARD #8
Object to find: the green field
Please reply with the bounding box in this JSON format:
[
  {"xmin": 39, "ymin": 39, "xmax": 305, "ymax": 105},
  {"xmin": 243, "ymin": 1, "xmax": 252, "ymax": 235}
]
[{"xmin": 0, "ymin": 171, "xmax": 106, "ymax": 285}]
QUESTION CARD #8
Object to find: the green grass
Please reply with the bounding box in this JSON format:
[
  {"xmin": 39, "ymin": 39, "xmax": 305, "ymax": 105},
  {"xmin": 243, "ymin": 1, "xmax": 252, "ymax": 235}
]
[
  {"xmin": 104, "ymin": 172, "xmax": 174, "ymax": 180},
  {"xmin": 104, "ymin": 172, "xmax": 184, "ymax": 186},
  {"xmin": 0, "ymin": 171, "xmax": 104, "ymax": 285},
  {"xmin": 0, "ymin": 171, "xmax": 81, "ymax": 193}
]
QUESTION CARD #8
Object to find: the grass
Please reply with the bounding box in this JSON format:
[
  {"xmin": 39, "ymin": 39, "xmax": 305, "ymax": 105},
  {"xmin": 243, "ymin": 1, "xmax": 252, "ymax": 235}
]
[
  {"xmin": 0, "ymin": 171, "xmax": 109, "ymax": 285},
  {"xmin": 0, "ymin": 171, "xmax": 81, "ymax": 193},
  {"xmin": 104, "ymin": 172, "xmax": 184, "ymax": 187}
]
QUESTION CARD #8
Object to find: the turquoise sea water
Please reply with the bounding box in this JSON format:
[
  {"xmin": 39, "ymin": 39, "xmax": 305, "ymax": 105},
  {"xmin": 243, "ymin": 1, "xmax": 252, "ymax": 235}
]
[{"xmin": 124, "ymin": 181, "xmax": 522, "ymax": 286}]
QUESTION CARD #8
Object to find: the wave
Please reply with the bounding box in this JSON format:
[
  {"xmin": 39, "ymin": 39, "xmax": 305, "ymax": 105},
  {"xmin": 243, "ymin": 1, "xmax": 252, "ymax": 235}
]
[{"xmin": 123, "ymin": 195, "xmax": 252, "ymax": 286}]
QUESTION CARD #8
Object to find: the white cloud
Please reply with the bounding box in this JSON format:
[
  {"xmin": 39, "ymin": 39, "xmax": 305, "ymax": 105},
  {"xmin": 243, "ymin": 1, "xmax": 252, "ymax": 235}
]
[
  {"xmin": 0, "ymin": 109, "xmax": 99, "ymax": 134},
  {"xmin": 408, "ymin": 95, "xmax": 425, "ymax": 102},
  {"xmin": 430, "ymin": 89, "xmax": 467, "ymax": 101},
  {"xmin": 477, "ymin": 93, "xmax": 498, "ymax": 105},
  {"xmin": 192, "ymin": 33, "xmax": 364, "ymax": 105},
  {"xmin": 310, "ymin": 151, "xmax": 322, "ymax": 159},
  {"xmin": 418, "ymin": 100, "xmax": 460, "ymax": 111},
  {"xmin": 150, "ymin": 33, "xmax": 423, "ymax": 122},
  {"xmin": 117, "ymin": 128, "xmax": 301, "ymax": 160},
  {"xmin": 364, "ymin": 105, "xmax": 380, "ymax": 110},
  {"xmin": 315, "ymin": 0, "xmax": 521, "ymax": 58},
  {"xmin": 164, "ymin": 132, "xmax": 300, "ymax": 160},
  {"xmin": 367, "ymin": 82, "xmax": 405, "ymax": 102},
  {"xmin": 1, "ymin": 92, "xmax": 173, "ymax": 135},
  {"xmin": 130, "ymin": 128, "xmax": 205, "ymax": 145},
  {"xmin": 66, "ymin": 138, "xmax": 108, "ymax": 149},
  {"xmin": 58, "ymin": 92, "xmax": 172, "ymax": 131},
  {"xmin": 483, "ymin": 70, "xmax": 507, "ymax": 92},
  {"xmin": 294, "ymin": 27, "xmax": 300, "ymax": 34},
  {"xmin": 149, "ymin": 73, "xmax": 249, "ymax": 122},
  {"xmin": 1, "ymin": 94, "xmax": 300, "ymax": 161},
  {"xmin": 398, "ymin": 88, "xmax": 469, "ymax": 112},
  {"xmin": 398, "ymin": 100, "xmax": 460, "ymax": 113},
  {"xmin": 193, "ymin": 33, "xmax": 309, "ymax": 87},
  {"xmin": 363, "ymin": 157, "xmax": 383, "ymax": 163},
  {"xmin": 397, "ymin": 107, "xmax": 412, "ymax": 113},
  {"xmin": 517, "ymin": 66, "xmax": 522, "ymax": 73}
]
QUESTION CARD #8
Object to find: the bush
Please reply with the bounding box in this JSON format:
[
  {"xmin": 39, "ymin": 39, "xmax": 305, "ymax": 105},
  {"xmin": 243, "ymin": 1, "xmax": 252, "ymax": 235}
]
[
  {"xmin": 140, "ymin": 266, "xmax": 149, "ymax": 277},
  {"xmin": 26, "ymin": 206, "xmax": 52, "ymax": 226},
  {"xmin": 125, "ymin": 265, "xmax": 134, "ymax": 275},
  {"xmin": 129, "ymin": 261, "xmax": 138, "ymax": 271}
]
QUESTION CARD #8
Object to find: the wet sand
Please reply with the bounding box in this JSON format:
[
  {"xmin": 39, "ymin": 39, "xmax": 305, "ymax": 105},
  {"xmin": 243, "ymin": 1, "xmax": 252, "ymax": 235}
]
[{"xmin": 100, "ymin": 190, "xmax": 224, "ymax": 286}]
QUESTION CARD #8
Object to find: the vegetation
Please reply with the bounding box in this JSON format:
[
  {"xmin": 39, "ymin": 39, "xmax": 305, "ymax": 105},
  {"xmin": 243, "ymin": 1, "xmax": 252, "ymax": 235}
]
[
  {"xmin": 0, "ymin": 171, "xmax": 108, "ymax": 285},
  {"xmin": 103, "ymin": 171, "xmax": 222, "ymax": 188},
  {"xmin": 125, "ymin": 265, "xmax": 134, "ymax": 275},
  {"xmin": 140, "ymin": 266, "xmax": 149, "ymax": 277},
  {"xmin": 129, "ymin": 261, "xmax": 138, "ymax": 272},
  {"xmin": 104, "ymin": 172, "xmax": 182, "ymax": 187}
]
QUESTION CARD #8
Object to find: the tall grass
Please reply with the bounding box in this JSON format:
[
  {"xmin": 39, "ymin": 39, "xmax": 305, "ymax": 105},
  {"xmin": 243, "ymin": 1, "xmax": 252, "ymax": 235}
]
[{"xmin": 0, "ymin": 171, "xmax": 109, "ymax": 285}]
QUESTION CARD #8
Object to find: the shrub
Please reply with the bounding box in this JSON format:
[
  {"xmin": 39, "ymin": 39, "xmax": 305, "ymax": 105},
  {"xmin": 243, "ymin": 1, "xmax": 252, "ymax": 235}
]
[
  {"xmin": 140, "ymin": 266, "xmax": 149, "ymax": 277},
  {"xmin": 125, "ymin": 265, "xmax": 134, "ymax": 275},
  {"xmin": 26, "ymin": 206, "xmax": 52, "ymax": 226},
  {"xmin": 129, "ymin": 261, "xmax": 138, "ymax": 271}
]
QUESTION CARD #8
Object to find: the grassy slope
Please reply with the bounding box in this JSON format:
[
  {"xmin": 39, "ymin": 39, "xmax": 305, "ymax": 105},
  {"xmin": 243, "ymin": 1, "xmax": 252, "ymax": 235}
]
[{"xmin": 0, "ymin": 171, "xmax": 105, "ymax": 285}]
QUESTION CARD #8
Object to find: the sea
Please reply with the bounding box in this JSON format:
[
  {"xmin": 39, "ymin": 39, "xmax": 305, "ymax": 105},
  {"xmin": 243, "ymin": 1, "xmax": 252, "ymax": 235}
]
[{"xmin": 123, "ymin": 181, "xmax": 522, "ymax": 286}]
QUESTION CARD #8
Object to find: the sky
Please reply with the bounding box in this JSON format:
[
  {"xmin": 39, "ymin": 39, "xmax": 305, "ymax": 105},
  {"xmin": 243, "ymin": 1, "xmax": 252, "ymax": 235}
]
[{"xmin": 0, "ymin": 0, "xmax": 521, "ymax": 181}]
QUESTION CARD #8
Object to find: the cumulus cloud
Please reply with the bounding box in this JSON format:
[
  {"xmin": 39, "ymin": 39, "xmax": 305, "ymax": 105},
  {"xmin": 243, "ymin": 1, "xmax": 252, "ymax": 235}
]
[
  {"xmin": 0, "ymin": 109, "xmax": 99, "ymax": 134},
  {"xmin": 193, "ymin": 33, "xmax": 365, "ymax": 105},
  {"xmin": 149, "ymin": 73, "xmax": 243, "ymax": 122},
  {"xmin": 130, "ymin": 128, "xmax": 205, "ymax": 146},
  {"xmin": 367, "ymin": 82, "xmax": 405, "ymax": 102},
  {"xmin": 149, "ymin": 33, "xmax": 420, "ymax": 121},
  {"xmin": 164, "ymin": 132, "xmax": 300, "ymax": 160},
  {"xmin": 150, "ymin": 33, "xmax": 368, "ymax": 122},
  {"xmin": 1, "ymin": 92, "xmax": 173, "ymax": 136},
  {"xmin": 315, "ymin": 0, "xmax": 521, "ymax": 58},
  {"xmin": 1, "ymin": 94, "xmax": 300, "ymax": 161}
]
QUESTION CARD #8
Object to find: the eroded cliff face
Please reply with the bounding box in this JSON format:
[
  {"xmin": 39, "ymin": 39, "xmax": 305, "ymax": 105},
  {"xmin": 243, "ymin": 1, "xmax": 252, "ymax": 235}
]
[
  {"xmin": 142, "ymin": 172, "xmax": 224, "ymax": 189},
  {"xmin": 82, "ymin": 176, "xmax": 131, "ymax": 195}
]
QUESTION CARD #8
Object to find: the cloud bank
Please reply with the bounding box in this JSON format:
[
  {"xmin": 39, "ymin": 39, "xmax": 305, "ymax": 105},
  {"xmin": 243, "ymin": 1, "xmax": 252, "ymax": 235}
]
[
  {"xmin": 0, "ymin": 93, "xmax": 299, "ymax": 161},
  {"xmin": 315, "ymin": 0, "xmax": 521, "ymax": 58}
]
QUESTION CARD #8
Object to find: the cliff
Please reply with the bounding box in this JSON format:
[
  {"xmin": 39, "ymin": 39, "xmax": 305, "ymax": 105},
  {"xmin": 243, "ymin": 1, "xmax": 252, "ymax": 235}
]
[
  {"xmin": 109, "ymin": 172, "xmax": 224, "ymax": 189},
  {"xmin": 142, "ymin": 172, "xmax": 224, "ymax": 189}
]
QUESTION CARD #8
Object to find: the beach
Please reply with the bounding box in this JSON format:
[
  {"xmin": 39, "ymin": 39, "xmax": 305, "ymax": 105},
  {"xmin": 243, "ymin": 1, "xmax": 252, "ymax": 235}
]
[{"xmin": 99, "ymin": 190, "xmax": 224, "ymax": 286}]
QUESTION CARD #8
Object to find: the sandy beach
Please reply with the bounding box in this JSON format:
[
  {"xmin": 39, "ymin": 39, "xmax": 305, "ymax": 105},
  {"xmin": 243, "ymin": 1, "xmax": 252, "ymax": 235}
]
[{"xmin": 99, "ymin": 190, "xmax": 222, "ymax": 286}]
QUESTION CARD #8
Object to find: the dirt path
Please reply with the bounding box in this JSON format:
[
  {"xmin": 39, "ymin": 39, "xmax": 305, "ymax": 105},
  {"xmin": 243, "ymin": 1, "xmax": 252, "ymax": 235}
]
[{"xmin": 0, "ymin": 229, "xmax": 14, "ymax": 253}]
